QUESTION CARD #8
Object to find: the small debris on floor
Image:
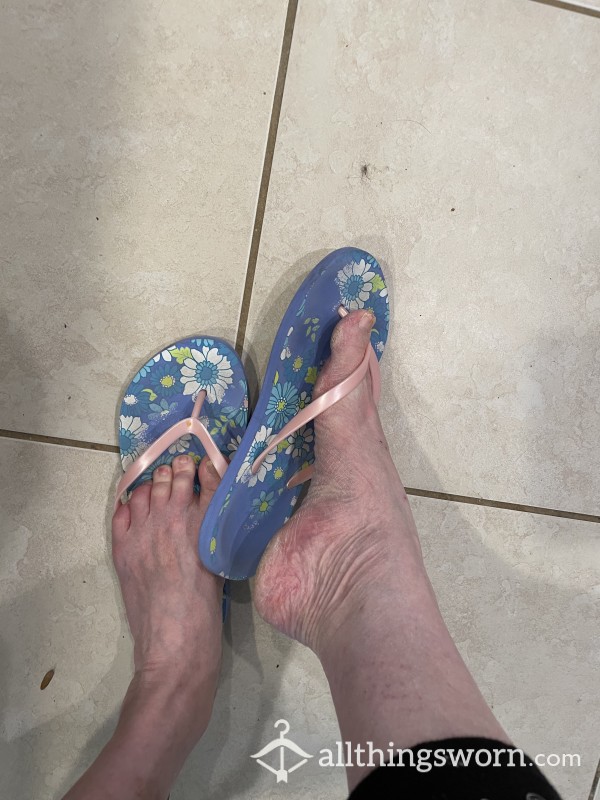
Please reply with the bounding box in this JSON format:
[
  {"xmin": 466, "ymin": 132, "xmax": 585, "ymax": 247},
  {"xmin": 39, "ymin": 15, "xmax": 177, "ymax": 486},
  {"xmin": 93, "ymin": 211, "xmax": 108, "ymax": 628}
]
[{"xmin": 40, "ymin": 669, "xmax": 55, "ymax": 690}]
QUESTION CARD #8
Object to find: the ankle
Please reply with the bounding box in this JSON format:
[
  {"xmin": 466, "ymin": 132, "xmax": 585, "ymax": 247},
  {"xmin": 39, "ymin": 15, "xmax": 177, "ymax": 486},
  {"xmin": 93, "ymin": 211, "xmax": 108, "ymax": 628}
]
[{"xmin": 307, "ymin": 533, "xmax": 433, "ymax": 660}]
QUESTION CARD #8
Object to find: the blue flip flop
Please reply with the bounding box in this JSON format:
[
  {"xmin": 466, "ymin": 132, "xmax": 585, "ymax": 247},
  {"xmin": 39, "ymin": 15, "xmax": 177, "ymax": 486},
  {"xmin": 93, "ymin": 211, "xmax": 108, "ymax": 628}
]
[
  {"xmin": 115, "ymin": 336, "xmax": 249, "ymax": 616},
  {"xmin": 198, "ymin": 247, "xmax": 389, "ymax": 579}
]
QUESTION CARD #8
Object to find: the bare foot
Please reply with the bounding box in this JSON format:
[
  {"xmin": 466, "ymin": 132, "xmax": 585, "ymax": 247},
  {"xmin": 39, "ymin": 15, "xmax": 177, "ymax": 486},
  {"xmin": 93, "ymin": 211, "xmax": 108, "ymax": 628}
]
[
  {"xmin": 254, "ymin": 310, "xmax": 426, "ymax": 655},
  {"xmin": 63, "ymin": 456, "xmax": 225, "ymax": 800},
  {"xmin": 112, "ymin": 454, "xmax": 223, "ymax": 692},
  {"xmin": 254, "ymin": 311, "xmax": 508, "ymax": 787}
]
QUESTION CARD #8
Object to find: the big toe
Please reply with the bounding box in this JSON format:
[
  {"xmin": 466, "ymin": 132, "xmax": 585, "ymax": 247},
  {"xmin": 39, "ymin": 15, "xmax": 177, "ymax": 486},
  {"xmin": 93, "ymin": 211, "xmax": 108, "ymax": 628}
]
[
  {"xmin": 312, "ymin": 308, "xmax": 377, "ymax": 431},
  {"xmin": 314, "ymin": 309, "xmax": 374, "ymax": 398}
]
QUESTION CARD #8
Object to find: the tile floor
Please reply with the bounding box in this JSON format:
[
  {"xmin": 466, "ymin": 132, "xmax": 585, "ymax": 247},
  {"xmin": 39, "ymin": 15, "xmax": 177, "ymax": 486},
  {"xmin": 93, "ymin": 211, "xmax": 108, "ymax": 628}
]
[{"xmin": 1, "ymin": 1, "xmax": 598, "ymax": 798}]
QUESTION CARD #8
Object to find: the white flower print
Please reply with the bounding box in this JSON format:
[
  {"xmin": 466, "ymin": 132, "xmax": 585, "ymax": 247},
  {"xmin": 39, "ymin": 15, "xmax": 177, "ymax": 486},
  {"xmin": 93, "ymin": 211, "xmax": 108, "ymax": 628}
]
[
  {"xmin": 119, "ymin": 415, "xmax": 149, "ymax": 468},
  {"xmin": 336, "ymin": 258, "xmax": 376, "ymax": 310},
  {"xmin": 380, "ymin": 287, "xmax": 388, "ymax": 298},
  {"xmin": 227, "ymin": 434, "xmax": 243, "ymax": 454},
  {"xmin": 285, "ymin": 425, "xmax": 314, "ymax": 459},
  {"xmin": 376, "ymin": 341, "xmax": 384, "ymax": 353},
  {"xmin": 180, "ymin": 346, "xmax": 233, "ymax": 403},
  {"xmin": 298, "ymin": 390, "xmax": 310, "ymax": 410},
  {"xmin": 123, "ymin": 394, "xmax": 138, "ymax": 406},
  {"xmin": 236, "ymin": 425, "xmax": 276, "ymax": 487},
  {"xmin": 280, "ymin": 327, "xmax": 294, "ymax": 360},
  {"xmin": 168, "ymin": 434, "xmax": 192, "ymax": 455}
]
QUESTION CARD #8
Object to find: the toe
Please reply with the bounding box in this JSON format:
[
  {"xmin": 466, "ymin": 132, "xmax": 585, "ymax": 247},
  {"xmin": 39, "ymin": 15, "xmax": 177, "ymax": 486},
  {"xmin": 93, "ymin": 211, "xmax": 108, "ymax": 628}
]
[
  {"xmin": 112, "ymin": 500, "xmax": 131, "ymax": 537},
  {"xmin": 129, "ymin": 482, "xmax": 152, "ymax": 519},
  {"xmin": 170, "ymin": 455, "xmax": 196, "ymax": 506},
  {"xmin": 197, "ymin": 456, "xmax": 221, "ymax": 516},
  {"xmin": 150, "ymin": 464, "xmax": 172, "ymax": 508},
  {"xmin": 314, "ymin": 309, "xmax": 374, "ymax": 397}
]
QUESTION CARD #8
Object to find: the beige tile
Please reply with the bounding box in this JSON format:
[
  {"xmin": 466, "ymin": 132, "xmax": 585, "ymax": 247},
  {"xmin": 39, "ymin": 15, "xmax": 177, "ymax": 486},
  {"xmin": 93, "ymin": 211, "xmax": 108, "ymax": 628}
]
[
  {"xmin": 1, "ymin": 439, "xmax": 597, "ymax": 799},
  {"xmin": 412, "ymin": 496, "xmax": 600, "ymax": 800},
  {"xmin": 243, "ymin": 0, "xmax": 600, "ymax": 515},
  {"xmin": 0, "ymin": 439, "xmax": 129, "ymax": 798},
  {"xmin": 0, "ymin": 0, "xmax": 287, "ymax": 444}
]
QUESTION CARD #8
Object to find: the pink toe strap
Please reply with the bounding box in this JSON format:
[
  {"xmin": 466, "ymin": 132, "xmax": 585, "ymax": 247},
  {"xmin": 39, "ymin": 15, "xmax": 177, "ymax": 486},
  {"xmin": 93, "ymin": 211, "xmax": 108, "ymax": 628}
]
[
  {"xmin": 251, "ymin": 307, "xmax": 381, "ymax": 488},
  {"xmin": 114, "ymin": 391, "xmax": 228, "ymax": 512}
]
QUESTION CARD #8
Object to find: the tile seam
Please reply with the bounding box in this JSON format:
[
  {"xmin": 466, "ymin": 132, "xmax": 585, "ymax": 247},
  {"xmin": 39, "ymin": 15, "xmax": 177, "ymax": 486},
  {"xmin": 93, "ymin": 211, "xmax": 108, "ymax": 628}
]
[
  {"xmin": 234, "ymin": 0, "xmax": 299, "ymax": 356},
  {"xmin": 1, "ymin": 428, "xmax": 597, "ymax": 523}
]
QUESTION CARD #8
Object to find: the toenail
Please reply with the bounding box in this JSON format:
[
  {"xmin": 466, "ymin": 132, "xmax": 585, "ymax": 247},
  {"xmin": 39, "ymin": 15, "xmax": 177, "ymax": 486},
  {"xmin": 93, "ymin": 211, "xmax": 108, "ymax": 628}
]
[
  {"xmin": 359, "ymin": 310, "xmax": 375, "ymax": 330},
  {"xmin": 174, "ymin": 455, "xmax": 192, "ymax": 469},
  {"xmin": 156, "ymin": 466, "xmax": 171, "ymax": 477}
]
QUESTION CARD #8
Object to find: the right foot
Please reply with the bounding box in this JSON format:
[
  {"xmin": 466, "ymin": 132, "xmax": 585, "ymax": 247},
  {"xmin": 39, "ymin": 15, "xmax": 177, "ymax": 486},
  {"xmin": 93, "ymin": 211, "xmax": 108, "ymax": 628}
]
[
  {"xmin": 254, "ymin": 310, "xmax": 431, "ymax": 657},
  {"xmin": 254, "ymin": 311, "xmax": 509, "ymax": 769}
]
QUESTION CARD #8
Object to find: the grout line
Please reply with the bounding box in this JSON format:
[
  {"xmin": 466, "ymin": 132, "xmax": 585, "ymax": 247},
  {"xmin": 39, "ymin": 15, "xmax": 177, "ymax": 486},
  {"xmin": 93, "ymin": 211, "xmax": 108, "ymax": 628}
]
[
  {"xmin": 588, "ymin": 755, "xmax": 600, "ymax": 800},
  {"xmin": 404, "ymin": 487, "xmax": 600, "ymax": 524},
  {"xmin": 0, "ymin": 428, "xmax": 119, "ymax": 453},
  {"xmin": 1, "ymin": 428, "xmax": 598, "ymax": 523},
  {"xmin": 530, "ymin": 0, "xmax": 600, "ymax": 17},
  {"xmin": 234, "ymin": 0, "xmax": 299, "ymax": 357}
]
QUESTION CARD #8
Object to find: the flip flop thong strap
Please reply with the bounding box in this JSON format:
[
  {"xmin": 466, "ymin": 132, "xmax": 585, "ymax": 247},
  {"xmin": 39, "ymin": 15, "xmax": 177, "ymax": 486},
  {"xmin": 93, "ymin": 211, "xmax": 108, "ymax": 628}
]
[
  {"xmin": 251, "ymin": 309, "xmax": 381, "ymax": 483},
  {"xmin": 114, "ymin": 391, "xmax": 228, "ymax": 511}
]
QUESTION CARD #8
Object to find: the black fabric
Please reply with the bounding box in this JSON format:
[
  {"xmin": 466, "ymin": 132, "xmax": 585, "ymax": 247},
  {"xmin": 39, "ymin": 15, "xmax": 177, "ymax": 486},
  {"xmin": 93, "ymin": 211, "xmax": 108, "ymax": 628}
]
[{"xmin": 348, "ymin": 737, "xmax": 562, "ymax": 800}]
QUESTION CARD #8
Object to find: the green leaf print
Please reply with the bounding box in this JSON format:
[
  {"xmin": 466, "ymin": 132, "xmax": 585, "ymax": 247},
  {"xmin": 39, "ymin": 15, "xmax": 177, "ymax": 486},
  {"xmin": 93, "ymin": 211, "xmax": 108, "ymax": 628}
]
[
  {"xmin": 305, "ymin": 366, "xmax": 318, "ymax": 385},
  {"xmin": 170, "ymin": 347, "xmax": 192, "ymax": 364},
  {"xmin": 370, "ymin": 274, "xmax": 385, "ymax": 292}
]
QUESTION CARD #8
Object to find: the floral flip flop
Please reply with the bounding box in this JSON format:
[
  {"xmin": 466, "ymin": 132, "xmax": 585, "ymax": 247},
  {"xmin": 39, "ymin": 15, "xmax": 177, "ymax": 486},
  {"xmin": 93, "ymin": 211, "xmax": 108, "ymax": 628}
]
[
  {"xmin": 198, "ymin": 247, "xmax": 389, "ymax": 579},
  {"xmin": 114, "ymin": 336, "xmax": 248, "ymax": 615},
  {"xmin": 115, "ymin": 336, "xmax": 247, "ymax": 504}
]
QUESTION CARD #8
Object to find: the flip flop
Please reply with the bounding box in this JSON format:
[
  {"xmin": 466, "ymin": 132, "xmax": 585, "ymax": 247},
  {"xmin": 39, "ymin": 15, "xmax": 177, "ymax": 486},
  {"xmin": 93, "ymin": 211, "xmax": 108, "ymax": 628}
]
[
  {"xmin": 198, "ymin": 247, "xmax": 389, "ymax": 579},
  {"xmin": 114, "ymin": 336, "xmax": 249, "ymax": 616}
]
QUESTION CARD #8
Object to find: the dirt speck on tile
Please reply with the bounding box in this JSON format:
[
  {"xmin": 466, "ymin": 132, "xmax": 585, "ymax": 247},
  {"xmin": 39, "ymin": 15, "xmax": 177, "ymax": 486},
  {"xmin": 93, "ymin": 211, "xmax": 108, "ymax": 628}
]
[{"xmin": 40, "ymin": 669, "xmax": 54, "ymax": 690}]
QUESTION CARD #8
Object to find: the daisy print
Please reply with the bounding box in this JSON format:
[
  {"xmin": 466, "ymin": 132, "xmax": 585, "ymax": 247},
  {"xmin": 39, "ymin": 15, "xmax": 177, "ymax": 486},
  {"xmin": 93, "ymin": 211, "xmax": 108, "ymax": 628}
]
[
  {"xmin": 168, "ymin": 433, "xmax": 192, "ymax": 455},
  {"xmin": 266, "ymin": 381, "xmax": 299, "ymax": 429},
  {"xmin": 298, "ymin": 390, "xmax": 310, "ymax": 410},
  {"xmin": 148, "ymin": 399, "xmax": 177, "ymax": 422},
  {"xmin": 227, "ymin": 434, "xmax": 243, "ymax": 454},
  {"xmin": 280, "ymin": 327, "xmax": 293, "ymax": 361},
  {"xmin": 236, "ymin": 425, "xmax": 276, "ymax": 487},
  {"xmin": 252, "ymin": 490, "xmax": 275, "ymax": 516},
  {"xmin": 132, "ymin": 356, "xmax": 157, "ymax": 384},
  {"xmin": 336, "ymin": 259, "xmax": 376, "ymax": 310},
  {"xmin": 119, "ymin": 416, "xmax": 148, "ymax": 468},
  {"xmin": 150, "ymin": 362, "xmax": 180, "ymax": 397},
  {"xmin": 180, "ymin": 346, "xmax": 233, "ymax": 403},
  {"xmin": 285, "ymin": 425, "xmax": 314, "ymax": 459}
]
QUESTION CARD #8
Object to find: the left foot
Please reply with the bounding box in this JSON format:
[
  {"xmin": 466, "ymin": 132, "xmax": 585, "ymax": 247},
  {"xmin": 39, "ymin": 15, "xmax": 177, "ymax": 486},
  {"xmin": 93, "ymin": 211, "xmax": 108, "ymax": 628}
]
[
  {"xmin": 112, "ymin": 455, "xmax": 223, "ymax": 695},
  {"xmin": 254, "ymin": 311, "xmax": 426, "ymax": 656}
]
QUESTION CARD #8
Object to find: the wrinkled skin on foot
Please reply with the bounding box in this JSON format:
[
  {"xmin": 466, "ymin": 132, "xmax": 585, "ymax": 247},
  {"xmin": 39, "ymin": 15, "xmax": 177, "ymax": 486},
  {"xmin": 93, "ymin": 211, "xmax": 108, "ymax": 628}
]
[
  {"xmin": 112, "ymin": 455, "xmax": 224, "ymax": 684},
  {"xmin": 254, "ymin": 310, "xmax": 426, "ymax": 657}
]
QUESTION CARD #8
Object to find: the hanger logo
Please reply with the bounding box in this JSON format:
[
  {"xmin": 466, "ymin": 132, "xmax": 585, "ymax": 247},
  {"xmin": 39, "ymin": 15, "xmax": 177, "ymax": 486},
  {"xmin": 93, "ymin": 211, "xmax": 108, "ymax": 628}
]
[{"xmin": 251, "ymin": 719, "xmax": 313, "ymax": 783}]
